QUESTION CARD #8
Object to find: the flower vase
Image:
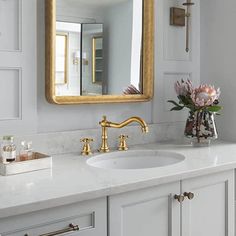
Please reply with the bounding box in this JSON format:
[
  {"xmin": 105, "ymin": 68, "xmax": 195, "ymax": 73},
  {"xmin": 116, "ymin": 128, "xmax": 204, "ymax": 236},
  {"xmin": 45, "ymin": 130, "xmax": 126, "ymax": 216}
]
[{"xmin": 184, "ymin": 111, "xmax": 218, "ymax": 147}]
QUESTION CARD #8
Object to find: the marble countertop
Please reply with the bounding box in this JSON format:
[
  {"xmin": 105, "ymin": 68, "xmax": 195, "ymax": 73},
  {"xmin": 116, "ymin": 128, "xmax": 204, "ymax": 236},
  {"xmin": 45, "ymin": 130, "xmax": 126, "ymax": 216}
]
[{"xmin": 1, "ymin": 141, "xmax": 236, "ymax": 218}]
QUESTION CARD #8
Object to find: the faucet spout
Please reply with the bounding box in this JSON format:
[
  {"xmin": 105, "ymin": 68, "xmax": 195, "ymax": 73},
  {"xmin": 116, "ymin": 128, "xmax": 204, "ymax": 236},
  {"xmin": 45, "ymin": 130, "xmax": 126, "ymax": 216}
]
[
  {"xmin": 108, "ymin": 117, "xmax": 149, "ymax": 133},
  {"xmin": 99, "ymin": 116, "xmax": 149, "ymax": 153}
]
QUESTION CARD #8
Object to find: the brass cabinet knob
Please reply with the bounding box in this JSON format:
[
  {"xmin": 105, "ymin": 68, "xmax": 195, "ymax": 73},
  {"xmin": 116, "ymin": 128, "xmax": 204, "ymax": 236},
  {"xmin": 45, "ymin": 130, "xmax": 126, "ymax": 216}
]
[
  {"xmin": 80, "ymin": 138, "xmax": 94, "ymax": 156},
  {"xmin": 118, "ymin": 135, "xmax": 129, "ymax": 151},
  {"xmin": 184, "ymin": 192, "xmax": 194, "ymax": 200},
  {"xmin": 174, "ymin": 194, "xmax": 185, "ymax": 203}
]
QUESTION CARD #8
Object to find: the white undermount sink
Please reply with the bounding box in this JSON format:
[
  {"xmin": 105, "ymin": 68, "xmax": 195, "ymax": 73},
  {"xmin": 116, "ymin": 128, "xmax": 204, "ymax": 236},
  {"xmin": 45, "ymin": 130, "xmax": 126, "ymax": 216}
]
[{"xmin": 87, "ymin": 150, "xmax": 185, "ymax": 170}]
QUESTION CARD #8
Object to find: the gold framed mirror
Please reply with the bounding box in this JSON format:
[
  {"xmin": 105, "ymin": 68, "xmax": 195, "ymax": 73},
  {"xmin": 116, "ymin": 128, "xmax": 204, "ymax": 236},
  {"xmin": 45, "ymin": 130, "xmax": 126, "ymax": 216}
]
[{"xmin": 45, "ymin": 0, "xmax": 154, "ymax": 104}]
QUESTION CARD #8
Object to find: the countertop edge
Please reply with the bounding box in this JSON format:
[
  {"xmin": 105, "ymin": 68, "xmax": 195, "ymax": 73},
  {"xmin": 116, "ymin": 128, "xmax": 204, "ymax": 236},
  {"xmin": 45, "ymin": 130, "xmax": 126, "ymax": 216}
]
[{"xmin": 1, "ymin": 160, "xmax": 236, "ymax": 219}]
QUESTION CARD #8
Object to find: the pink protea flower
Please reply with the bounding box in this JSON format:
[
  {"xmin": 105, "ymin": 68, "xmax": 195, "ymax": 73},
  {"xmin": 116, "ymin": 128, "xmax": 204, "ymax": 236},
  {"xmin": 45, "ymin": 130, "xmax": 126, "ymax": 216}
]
[
  {"xmin": 174, "ymin": 79, "xmax": 193, "ymax": 96},
  {"xmin": 191, "ymin": 84, "xmax": 221, "ymax": 107}
]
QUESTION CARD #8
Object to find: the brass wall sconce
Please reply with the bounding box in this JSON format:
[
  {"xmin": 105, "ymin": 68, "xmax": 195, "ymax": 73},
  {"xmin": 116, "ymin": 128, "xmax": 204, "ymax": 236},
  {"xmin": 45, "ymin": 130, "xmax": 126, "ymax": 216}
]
[
  {"xmin": 170, "ymin": 0, "xmax": 195, "ymax": 53},
  {"xmin": 73, "ymin": 51, "xmax": 89, "ymax": 65},
  {"xmin": 73, "ymin": 51, "xmax": 80, "ymax": 65}
]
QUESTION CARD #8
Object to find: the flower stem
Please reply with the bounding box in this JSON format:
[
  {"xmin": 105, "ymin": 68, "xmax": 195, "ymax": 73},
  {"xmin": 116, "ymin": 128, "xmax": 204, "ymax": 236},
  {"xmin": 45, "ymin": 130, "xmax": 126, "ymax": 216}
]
[{"xmin": 196, "ymin": 111, "xmax": 201, "ymax": 143}]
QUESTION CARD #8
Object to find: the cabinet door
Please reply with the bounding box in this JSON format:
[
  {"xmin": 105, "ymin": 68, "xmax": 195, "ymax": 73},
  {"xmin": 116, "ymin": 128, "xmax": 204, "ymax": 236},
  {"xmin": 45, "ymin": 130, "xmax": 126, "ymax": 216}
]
[
  {"xmin": 109, "ymin": 182, "xmax": 180, "ymax": 236},
  {"xmin": 182, "ymin": 170, "xmax": 234, "ymax": 236}
]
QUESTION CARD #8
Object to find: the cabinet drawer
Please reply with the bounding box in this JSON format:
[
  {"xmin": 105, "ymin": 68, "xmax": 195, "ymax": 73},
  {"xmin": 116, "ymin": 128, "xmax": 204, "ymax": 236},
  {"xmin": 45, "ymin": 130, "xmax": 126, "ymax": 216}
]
[{"xmin": 0, "ymin": 198, "xmax": 106, "ymax": 236}]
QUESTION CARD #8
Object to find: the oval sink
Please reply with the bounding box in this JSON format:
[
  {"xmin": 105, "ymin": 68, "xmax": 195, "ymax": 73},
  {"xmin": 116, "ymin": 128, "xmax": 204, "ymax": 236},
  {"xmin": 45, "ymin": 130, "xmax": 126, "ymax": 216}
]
[{"xmin": 87, "ymin": 150, "xmax": 185, "ymax": 170}]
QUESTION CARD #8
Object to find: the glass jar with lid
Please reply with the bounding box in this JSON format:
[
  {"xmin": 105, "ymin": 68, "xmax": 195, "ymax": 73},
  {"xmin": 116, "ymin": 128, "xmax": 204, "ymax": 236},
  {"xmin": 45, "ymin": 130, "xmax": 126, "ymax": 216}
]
[{"xmin": 1, "ymin": 136, "xmax": 17, "ymax": 163}]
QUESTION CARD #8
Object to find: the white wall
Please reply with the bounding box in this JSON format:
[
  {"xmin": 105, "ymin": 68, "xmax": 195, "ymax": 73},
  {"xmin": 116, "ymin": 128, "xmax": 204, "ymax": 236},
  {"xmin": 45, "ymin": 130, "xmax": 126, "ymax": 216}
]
[
  {"xmin": 153, "ymin": 0, "xmax": 200, "ymax": 124},
  {"xmin": 130, "ymin": 0, "xmax": 143, "ymax": 90},
  {"xmin": 0, "ymin": 0, "xmax": 200, "ymax": 136},
  {"xmin": 103, "ymin": 1, "xmax": 133, "ymax": 95},
  {"xmin": 200, "ymin": 0, "xmax": 236, "ymax": 141},
  {"xmin": 0, "ymin": 0, "xmax": 37, "ymax": 135}
]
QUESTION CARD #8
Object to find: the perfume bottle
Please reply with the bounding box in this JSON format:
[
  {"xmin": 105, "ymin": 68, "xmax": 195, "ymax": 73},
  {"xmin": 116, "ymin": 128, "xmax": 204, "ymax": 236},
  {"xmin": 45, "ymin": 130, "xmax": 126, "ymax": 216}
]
[
  {"xmin": 1, "ymin": 136, "xmax": 17, "ymax": 163},
  {"xmin": 19, "ymin": 141, "xmax": 33, "ymax": 161}
]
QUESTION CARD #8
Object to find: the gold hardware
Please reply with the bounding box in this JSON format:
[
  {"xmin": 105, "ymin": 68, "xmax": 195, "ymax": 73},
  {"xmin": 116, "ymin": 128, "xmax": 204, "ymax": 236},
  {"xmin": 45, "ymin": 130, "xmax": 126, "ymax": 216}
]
[
  {"xmin": 170, "ymin": 7, "xmax": 186, "ymax": 27},
  {"xmin": 73, "ymin": 58, "xmax": 79, "ymax": 65},
  {"xmin": 39, "ymin": 223, "xmax": 79, "ymax": 236},
  {"xmin": 99, "ymin": 116, "xmax": 148, "ymax": 153},
  {"xmin": 184, "ymin": 192, "xmax": 194, "ymax": 200},
  {"xmin": 183, "ymin": 0, "xmax": 195, "ymax": 52},
  {"xmin": 45, "ymin": 0, "xmax": 154, "ymax": 104},
  {"xmin": 118, "ymin": 135, "xmax": 129, "ymax": 151},
  {"xmin": 174, "ymin": 194, "xmax": 185, "ymax": 203},
  {"xmin": 170, "ymin": 0, "xmax": 194, "ymax": 53},
  {"xmin": 81, "ymin": 138, "xmax": 94, "ymax": 156}
]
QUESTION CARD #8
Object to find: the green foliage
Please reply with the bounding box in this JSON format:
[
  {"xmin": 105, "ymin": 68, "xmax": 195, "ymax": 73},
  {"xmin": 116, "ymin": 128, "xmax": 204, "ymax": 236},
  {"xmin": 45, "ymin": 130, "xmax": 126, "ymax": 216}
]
[
  {"xmin": 170, "ymin": 106, "xmax": 184, "ymax": 111},
  {"xmin": 167, "ymin": 99, "xmax": 223, "ymax": 114},
  {"xmin": 206, "ymin": 105, "xmax": 222, "ymax": 113}
]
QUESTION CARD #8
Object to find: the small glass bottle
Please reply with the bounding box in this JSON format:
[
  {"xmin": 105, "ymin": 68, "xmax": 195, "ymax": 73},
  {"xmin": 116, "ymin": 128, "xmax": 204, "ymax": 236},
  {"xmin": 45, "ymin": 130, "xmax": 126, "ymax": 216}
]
[
  {"xmin": 19, "ymin": 141, "xmax": 28, "ymax": 161},
  {"xmin": 19, "ymin": 141, "xmax": 33, "ymax": 161},
  {"xmin": 27, "ymin": 141, "xmax": 33, "ymax": 160},
  {"xmin": 1, "ymin": 136, "xmax": 17, "ymax": 163}
]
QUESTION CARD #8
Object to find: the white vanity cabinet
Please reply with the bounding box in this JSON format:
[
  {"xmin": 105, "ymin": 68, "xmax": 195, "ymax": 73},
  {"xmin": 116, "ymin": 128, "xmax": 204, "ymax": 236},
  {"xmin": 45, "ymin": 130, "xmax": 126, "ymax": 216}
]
[
  {"xmin": 181, "ymin": 171, "xmax": 234, "ymax": 236},
  {"xmin": 109, "ymin": 182, "xmax": 181, "ymax": 236},
  {"xmin": 109, "ymin": 170, "xmax": 234, "ymax": 236},
  {"xmin": 0, "ymin": 171, "xmax": 234, "ymax": 236},
  {"xmin": 0, "ymin": 198, "xmax": 107, "ymax": 236}
]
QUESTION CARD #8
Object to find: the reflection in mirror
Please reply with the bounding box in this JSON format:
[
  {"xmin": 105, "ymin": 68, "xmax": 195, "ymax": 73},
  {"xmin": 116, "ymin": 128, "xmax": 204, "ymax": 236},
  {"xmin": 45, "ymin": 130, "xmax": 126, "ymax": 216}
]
[
  {"xmin": 56, "ymin": 21, "xmax": 81, "ymax": 96},
  {"xmin": 56, "ymin": 0, "xmax": 143, "ymax": 97},
  {"xmin": 56, "ymin": 33, "xmax": 68, "ymax": 85},
  {"xmin": 82, "ymin": 24, "xmax": 104, "ymax": 96},
  {"xmin": 92, "ymin": 36, "xmax": 103, "ymax": 84}
]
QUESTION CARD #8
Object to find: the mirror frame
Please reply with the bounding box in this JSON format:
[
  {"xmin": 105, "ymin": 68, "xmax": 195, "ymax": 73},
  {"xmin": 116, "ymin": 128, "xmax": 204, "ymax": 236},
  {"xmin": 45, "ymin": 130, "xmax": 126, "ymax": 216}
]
[{"xmin": 45, "ymin": 0, "xmax": 154, "ymax": 104}]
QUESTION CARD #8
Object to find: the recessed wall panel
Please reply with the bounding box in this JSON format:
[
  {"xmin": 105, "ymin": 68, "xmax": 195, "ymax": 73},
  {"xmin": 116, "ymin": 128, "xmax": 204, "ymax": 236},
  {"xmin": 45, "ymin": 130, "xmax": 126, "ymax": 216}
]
[
  {"xmin": 0, "ymin": 0, "xmax": 21, "ymax": 51},
  {"xmin": 0, "ymin": 69, "xmax": 21, "ymax": 120}
]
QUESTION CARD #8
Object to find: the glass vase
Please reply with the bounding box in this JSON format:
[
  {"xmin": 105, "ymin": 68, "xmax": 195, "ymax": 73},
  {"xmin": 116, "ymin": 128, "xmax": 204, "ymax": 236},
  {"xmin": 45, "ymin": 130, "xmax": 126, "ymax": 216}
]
[{"xmin": 184, "ymin": 111, "xmax": 218, "ymax": 147}]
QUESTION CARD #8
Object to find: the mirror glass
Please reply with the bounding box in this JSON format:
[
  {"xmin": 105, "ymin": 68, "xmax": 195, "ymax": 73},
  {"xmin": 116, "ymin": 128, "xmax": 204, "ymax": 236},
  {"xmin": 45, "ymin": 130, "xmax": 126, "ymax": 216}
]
[{"xmin": 55, "ymin": 0, "xmax": 143, "ymax": 96}]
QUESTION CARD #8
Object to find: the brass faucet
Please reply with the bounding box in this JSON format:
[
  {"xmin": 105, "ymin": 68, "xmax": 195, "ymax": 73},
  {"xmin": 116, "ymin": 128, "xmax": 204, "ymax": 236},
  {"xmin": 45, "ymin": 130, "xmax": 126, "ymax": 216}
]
[{"xmin": 99, "ymin": 116, "xmax": 149, "ymax": 153}]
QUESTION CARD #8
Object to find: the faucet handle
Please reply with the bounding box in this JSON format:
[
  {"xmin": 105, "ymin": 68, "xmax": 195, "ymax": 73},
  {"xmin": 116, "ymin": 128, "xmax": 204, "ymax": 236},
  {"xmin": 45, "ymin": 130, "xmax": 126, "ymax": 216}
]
[
  {"xmin": 80, "ymin": 138, "xmax": 94, "ymax": 156},
  {"xmin": 118, "ymin": 135, "xmax": 129, "ymax": 151}
]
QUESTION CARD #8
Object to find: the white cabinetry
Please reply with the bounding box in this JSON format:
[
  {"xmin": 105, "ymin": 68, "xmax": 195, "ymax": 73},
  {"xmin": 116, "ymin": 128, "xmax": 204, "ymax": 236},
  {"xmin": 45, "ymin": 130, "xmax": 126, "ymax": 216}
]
[
  {"xmin": 0, "ymin": 198, "xmax": 107, "ymax": 236},
  {"xmin": 182, "ymin": 171, "xmax": 234, "ymax": 236},
  {"xmin": 0, "ymin": 171, "xmax": 234, "ymax": 236},
  {"xmin": 109, "ymin": 182, "xmax": 181, "ymax": 236},
  {"xmin": 109, "ymin": 171, "xmax": 234, "ymax": 236}
]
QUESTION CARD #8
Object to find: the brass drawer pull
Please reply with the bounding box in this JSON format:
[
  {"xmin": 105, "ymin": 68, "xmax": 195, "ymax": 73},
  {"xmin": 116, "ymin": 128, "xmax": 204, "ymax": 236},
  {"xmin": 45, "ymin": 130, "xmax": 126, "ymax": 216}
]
[
  {"xmin": 184, "ymin": 192, "xmax": 195, "ymax": 200},
  {"xmin": 38, "ymin": 223, "xmax": 79, "ymax": 236},
  {"xmin": 174, "ymin": 194, "xmax": 185, "ymax": 203}
]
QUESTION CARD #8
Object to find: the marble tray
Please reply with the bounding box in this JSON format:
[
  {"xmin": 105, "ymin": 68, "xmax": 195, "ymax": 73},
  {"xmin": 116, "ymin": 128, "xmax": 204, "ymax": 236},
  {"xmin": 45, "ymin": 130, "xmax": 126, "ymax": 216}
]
[{"xmin": 0, "ymin": 152, "xmax": 52, "ymax": 176}]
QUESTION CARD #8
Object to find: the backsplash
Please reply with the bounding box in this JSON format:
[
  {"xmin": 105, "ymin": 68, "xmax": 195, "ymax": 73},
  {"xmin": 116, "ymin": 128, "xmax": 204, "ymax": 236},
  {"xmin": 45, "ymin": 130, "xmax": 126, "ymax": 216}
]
[{"xmin": 13, "ymin": 123, "xmax": 185, "ymax": 155}]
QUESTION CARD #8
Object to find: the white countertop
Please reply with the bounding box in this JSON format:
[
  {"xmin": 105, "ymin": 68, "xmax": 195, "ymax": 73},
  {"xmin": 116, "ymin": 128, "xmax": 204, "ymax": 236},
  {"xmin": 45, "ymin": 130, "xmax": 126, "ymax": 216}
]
[{"xmin": 1, "ymin": 141, "xmax": 236, "ymax": 218}]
